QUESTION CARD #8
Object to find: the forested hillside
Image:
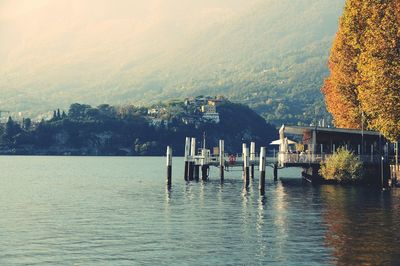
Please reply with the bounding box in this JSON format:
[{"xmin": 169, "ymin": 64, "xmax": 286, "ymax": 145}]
[
  {"xmin": 0, "ymin": 100, "xmax": 276, "ymax": 156},
  {"xmin": 1, "ymin": 0, "xmax": 345, "ymax": 125}
]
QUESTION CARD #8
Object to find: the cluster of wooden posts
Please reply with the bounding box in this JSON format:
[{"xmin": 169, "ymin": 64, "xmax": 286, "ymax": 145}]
[{"xmin": 166, "ymin": 137, "xmax": 278, "ymax": 195}]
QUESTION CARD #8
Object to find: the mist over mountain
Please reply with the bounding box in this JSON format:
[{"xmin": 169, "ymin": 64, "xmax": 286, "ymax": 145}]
[{"xmin": 0, "ymin": 0, "xmax": 344, "ymax": 124}]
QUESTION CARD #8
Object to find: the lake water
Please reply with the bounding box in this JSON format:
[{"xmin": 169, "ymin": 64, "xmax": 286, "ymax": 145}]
[{"xmin": 0, "ymin": 156, "xmax": 399, "ymax": 265}]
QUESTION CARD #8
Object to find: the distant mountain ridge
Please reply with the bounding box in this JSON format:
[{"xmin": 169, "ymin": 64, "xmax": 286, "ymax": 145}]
[{"xmin": 0, "ymin": 0, "xmax": 345, "ymax": 124}]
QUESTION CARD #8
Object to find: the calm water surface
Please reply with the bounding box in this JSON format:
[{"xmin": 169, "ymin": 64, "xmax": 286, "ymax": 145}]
[{"xmin": 0, "ymin": 156, "xmax": 399, "ymax": 265}]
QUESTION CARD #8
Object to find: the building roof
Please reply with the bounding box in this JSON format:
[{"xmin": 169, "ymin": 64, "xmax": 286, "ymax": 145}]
[{"xmin": 284, "ymin": 125, "xmax": 381, "ymax": 136}]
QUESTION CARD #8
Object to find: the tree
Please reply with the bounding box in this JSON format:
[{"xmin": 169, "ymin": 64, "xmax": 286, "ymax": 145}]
[
  {"xmin": 52, "ymin": 110, "xmax": 57, "ymax": 121},
  {"xmin": 68, "ymin": 103, "xmax": 92, "ymax": 120},
  {"xmin": 98, "ymin": 104, "xmax": 116, "ymax": 119},
  {"xmin": 357, "ymin": 1, "xmax": 400, "ymax": 142},
  {"xmin": 22, "ymin": 118, "xmax": 32, "ymax": 130},
  {"xmin": 2, "ymin": 117, "xmax": 22, "ymax": 145},
  {"xmin": 321, "ymin": 0, "xmax": 366, "ymax": 129},
  {"xmin": 323, "ymin": 0, "xmax": 400, "ymax": 142},
  {"xmin": 319, "ymin": 147, "xmax": 363, "ymax": 183}
]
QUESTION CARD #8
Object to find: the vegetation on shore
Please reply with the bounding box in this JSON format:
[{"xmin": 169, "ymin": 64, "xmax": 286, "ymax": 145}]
[
  {"xmin": 319, "ymin": 147, "xmax": 363, "ymax": 184},
  {"xmin": 0, "ymin": 99, "xmax": 276, "ymax": 156},
  {"xmin": 322, "ymin": 0, "xmax": 400, "ymax": 142}
]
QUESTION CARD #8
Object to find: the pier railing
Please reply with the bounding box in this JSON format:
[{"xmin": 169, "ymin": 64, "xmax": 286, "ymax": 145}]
[
  {"xmin": 188, "ymin": 153, "xmax": 279, "ymax": 166},
  {"xmin": 188, "ymin": 152, "xmax": 386, "ymax": 167},
  {"xmin": 278, "ymin": 152, "xmax": 386, "ymax": 165}
]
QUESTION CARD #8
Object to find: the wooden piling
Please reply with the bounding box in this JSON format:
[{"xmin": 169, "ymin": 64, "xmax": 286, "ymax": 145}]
[
  {"xmin": 194, "ymin": 165, "xmax": 200, "ymax": 181},
  {"xmin": 219, "ymin": 140, "xmax": 225, "ymax": 182},
  {"xmin": 273, "ymin": 163, "xmax": 278, "ymax": 181},
  {"xmin": 184, "ymin": 137, "xmax": 190, "ymax": 181},
  {"xmin": 166, "ymin": 146, "xmax": 172, "ymax": 188},
  {"xmin": 242, "ymin": 143, "xmax": 247, "ymax": 179},
  {"xmin": 395, "ymin": 142, "xmax": 399, "ymax": 185},
  {"xmin": 259, "ymin": 147, "xmax": 266, "ymax": 195},
  {"xmin": 250, "ymin": 142, "xmax": 256, "ymax": 180},
  {"xmin": 201, "ymin": 165, "xmax": 209, "ymax": 181},
  {"xmin": 381, "ymin": 156, "xmax": 384, "ymax": 189},
  {"xmin": 188, "ymin": 162, "xmax": 194, "ymax": 181},
  {"xmin": 201, "ymin": 149, "xmax": 208, "ymax": 181},
  {"xmin": 244, "ymin": 147, "xmax": 250, "ymax": 188},
  {"xmin": 188, "ymin": 137, "xmax": 196, "ymax": 181},
  {"xmin": 371, "ymin": 144, "xmax": 374, "ymax": 162}
]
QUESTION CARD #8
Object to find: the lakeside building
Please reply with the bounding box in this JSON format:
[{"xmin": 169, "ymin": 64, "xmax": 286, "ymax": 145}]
[{"xmin": 274, "ymin": 125, "xmax": 398, "ymax": 186}]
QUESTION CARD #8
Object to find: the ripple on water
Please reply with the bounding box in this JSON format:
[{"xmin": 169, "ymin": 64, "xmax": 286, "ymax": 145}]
[{"xmin": 0, "ymin": 156, "xmax": 399, "ymax": 265}]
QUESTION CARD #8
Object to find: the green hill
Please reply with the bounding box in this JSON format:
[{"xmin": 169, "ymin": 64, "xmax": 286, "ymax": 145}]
[
  {"xmin": 0, "ymin": 0, "xmax": 344, "ymax": 125},
  {"xmin": 0, "ymin": 100, "xmax": 277, "ymax": 156}
]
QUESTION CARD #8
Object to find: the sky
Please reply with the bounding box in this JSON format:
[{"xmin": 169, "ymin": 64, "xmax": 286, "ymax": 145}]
[
  {"xmin": 0, "ymin": 0, "xmax": 261, "ymax": 116},
  {"xmin": 0, "ymin": 0, "xmax": 259, "ymax": 68}
]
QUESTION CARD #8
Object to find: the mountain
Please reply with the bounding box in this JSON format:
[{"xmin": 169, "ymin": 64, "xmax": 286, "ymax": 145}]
[{"xmin": 0, "ymin": 0, "xmax": 345, "ymax": 124}]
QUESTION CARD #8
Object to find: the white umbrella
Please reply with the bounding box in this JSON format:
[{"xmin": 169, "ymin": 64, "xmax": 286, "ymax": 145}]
[{"xmin": 269, "ymin": 138, "xmax": 297, "ymax": 145}]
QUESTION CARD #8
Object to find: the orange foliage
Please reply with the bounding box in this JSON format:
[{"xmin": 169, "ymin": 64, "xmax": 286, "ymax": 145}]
[
  {"xmin": 357, "ymin": 1, "xmax": 400, "ymax": 142},
  {"xmin": 321, "ymin": 1, "xmax": 364, "ymax": 129},
  {"xmin": 322, "ymin": 0, "xmax": 400, "ymax": 141}
]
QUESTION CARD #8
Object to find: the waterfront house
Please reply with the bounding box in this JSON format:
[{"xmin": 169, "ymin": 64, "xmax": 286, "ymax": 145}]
[{"xmin": 276, "ymin": 125, "xmax": 397, "ymax": 186}]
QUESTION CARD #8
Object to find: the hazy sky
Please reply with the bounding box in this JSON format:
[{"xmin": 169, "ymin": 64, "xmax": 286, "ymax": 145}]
[
  {"xmin": 0, "ymin": 0, "xmax": 259, "ymax": 63},
  {"xmin": 0, "ymin": 0, "xmax": 344, "ymax": 115}
]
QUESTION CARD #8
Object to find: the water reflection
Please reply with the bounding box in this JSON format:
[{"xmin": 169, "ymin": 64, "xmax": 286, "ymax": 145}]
[
  {"xmin": 320, "ymin": 186, "xmax": 400, "ymax": 265},
  {"xmin": 274, "ymin": 182, "xmax": 288, "ymax": 261},
  {"xmin": 164, "ymin": 187, "xmax": 172, "ymax": 204},
  {"xmin": 183, "ymin": 182, "xmax": 195, "ymax": 203},
  {"xmin": 2, "ymin": 156, "xmax": 400, "ymax": 265},
  {"xmin": 255, "ymin": 196, "xmax": 267, "ymax": 261}
]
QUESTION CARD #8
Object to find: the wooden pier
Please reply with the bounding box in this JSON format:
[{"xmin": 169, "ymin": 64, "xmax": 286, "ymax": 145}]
[
  {"xmin": 166, "ymin": 126, "xmax": 399, "ymax": 189},
  {"xmin": 166, "ymin": 137, "xmax": 278, "ymax": 193}
]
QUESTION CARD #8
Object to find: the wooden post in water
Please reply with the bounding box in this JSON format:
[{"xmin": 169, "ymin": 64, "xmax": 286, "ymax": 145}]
[
  {"xmin": 219, "ymin": 140, "xmax": 225, "ymax": 182},
  {"xmin": 166, "ymin": 146, "xmax": 172, "ymax": 188},
  {"xmin": 242, "ymin": 143, "xmax": 247, "ymax": 179},
  {"xmin": 395, "ymin": 141, "xmax": 399, "ymax": 185},
  {"xmin": 244, "ymin": 147, "xmax": 250, "ymax": 188},
  {"xmin": 259, "ymin": 147, "xmax": 266, "ymax": 195},
  {"xmin": 184, "ymin": 137, "xmax": 190, "ymax": 181},
  {"xmin": 250, "ymin": 142, "xmax": 256, "ymax": 180},
  {"xmin": 188, "ymin": 138, "xmax": 196, "ymax": 181},
  {"xmin": 371, "ymin": 144, "xmax": 374, "ymax": 163},
  {"xmin": 381, "ymin": 156, "xmax": 384, "ymax": 189},
  {"xmin": 273, "ymin": 163, "xmax": 278, "ymax": 181},
  {"xmin": 201, "ymin": 149, "xmax": 208, "ymax": 181},
  {"xmin": 194, "ymin": 165, "xmax": 200, "ymax": 181}
]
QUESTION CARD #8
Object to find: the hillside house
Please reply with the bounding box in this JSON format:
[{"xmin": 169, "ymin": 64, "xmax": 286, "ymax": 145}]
[{"xmin": 201, "ymin": 104, "xmax": 220, "ymax": 123}]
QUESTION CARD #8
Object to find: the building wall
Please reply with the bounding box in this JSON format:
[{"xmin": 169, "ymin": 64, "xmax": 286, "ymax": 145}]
[{"xmin": 201, "ymin": 105, "xmax": 216, "ymax": 113}]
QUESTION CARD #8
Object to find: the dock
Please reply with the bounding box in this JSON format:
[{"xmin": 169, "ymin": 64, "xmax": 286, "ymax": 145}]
[
  {"xmin": 166, "ymin": 125, "xmax": 399, "ymax": 190},
  {"xmin": 166, "ymin": 137, "xmax": 278, "ymax": 194}
]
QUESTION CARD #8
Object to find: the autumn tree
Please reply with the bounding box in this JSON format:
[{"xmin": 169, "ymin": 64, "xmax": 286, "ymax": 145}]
[
  {"xmin": 357, "ymin": 1, "xmax": 400, "ymax": 142},
  {"xmin": 323, "ymin": 0, "xmax": 400, "ymax": 142},
  {"xmin": 321, "ymin": 0, "xmax": 365, "ymax": 129}
]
